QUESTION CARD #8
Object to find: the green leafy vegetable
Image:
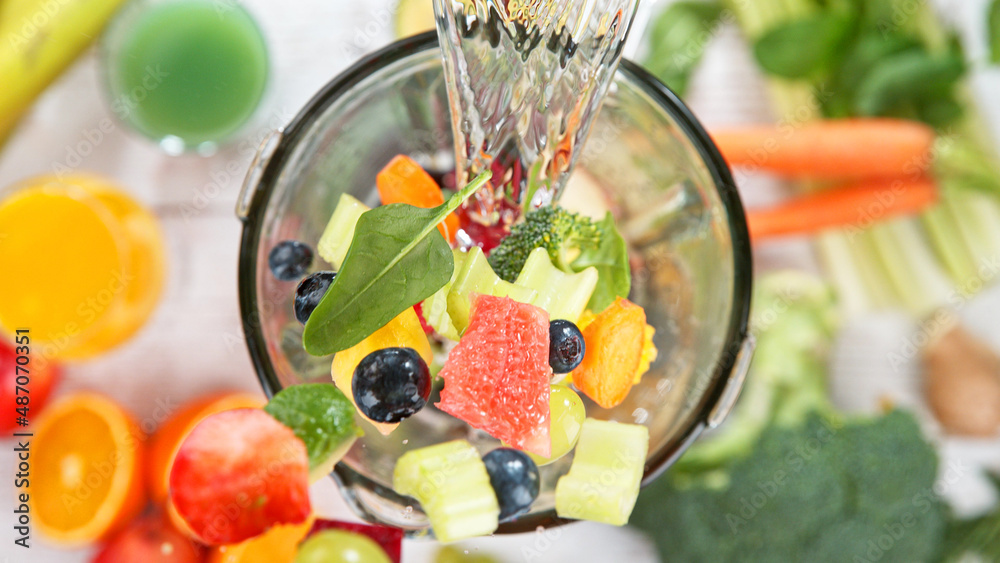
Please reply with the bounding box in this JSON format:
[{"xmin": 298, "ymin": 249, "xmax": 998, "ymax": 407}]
[
  {"xmin": 989, "ymin": 0, "xmax": 1000, "ymax": 64},
  {"xmin": 264, "ymin": 383, "xmax": 361, "ymax": 480},
  {"xmin": 853, "ymin": 51, "xmax": 965, "ymax": 121},
  {"xmin": 633, "ymin": 412, "xmax": 946, "ymax": 563},
  {"xmin": 823, "ymin": 31, "xmax": 921, "ymax": 117},
  {"xmin": 571, "ymin": 212, "xmax": 631, "ymax": 312},
  {"xmin": 753, "ymin": 11, "xmax": 854, "ymax": 79},
  {"xmin": 642, "ymin": 0, "xmax": 725, "ymax": 95},
  {"xmin": 939, "ymin": 474, "xmax": 1000, "ymax": 562},
  {"xmin": 303, "ymin": 171, "xmax": 491, "ymax": 355}
]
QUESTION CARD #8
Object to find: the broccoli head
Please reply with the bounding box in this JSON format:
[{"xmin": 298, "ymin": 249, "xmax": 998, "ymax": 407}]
[
  {"xmin": 487, "ymin": 206, "xmax": 602, "ymax": 282},
  {"xmin": 631, "ymin": 411, "xmax": 947, "ymax": 563}
]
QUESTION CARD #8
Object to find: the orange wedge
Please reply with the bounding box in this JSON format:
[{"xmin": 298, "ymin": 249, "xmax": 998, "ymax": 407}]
[
  {"xmin": 145, "ymin": 391, "xmax": 265, "ymax": 536},
  {"xmin": 208, "ymin": 516, "xmax": 314, "ymax": 563},
  {"xmin": 32, "ymin": 392, "xmax": 146, "ymax": 546}
]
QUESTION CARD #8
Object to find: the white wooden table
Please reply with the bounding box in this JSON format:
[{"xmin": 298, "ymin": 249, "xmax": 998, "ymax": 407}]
[{"xmin": 0, "ymin": 0, "xmax": 998, "ymax": 561}]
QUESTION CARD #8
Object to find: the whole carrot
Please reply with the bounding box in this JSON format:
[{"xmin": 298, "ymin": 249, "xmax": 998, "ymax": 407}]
[
  {"xmin": 712, "ymin": 118, "xmax": 936, "ymax": 179},
  {"xmin": 747, "ymin": 178, "xmax": 939, "ymax": 240}
]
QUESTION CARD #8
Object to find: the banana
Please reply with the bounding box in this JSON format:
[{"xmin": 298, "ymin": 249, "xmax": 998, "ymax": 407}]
[
  {"xmin": 395, "ymin": 0, "xmax": 435, "ymax": 39},
  {"xmin": 0, "ymin": 0, "xmax": 128, "ymax": 141}
]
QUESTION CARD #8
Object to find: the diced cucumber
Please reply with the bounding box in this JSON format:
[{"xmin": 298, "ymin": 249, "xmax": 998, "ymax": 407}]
[
  {"xmin": 446, "ymin": 247, "xmax": 537, "ymax": 333},
  {"xmin": 317, "ymin": 193, "xmax": 369, "ymax": 269},
  {"xmin": 555, "ymin": 418, "xmax": 648, "ymax": 526},
  {"xmin": 423, "ymin": 250, "xmax": 467, "ymax": 341},
  {"xmin": 515, "ymin": 248, "xmax": 598, "ymax": 322},
  {"xmin": 393, "ymin": 440, "xmax": 500, "ymax": 543}
]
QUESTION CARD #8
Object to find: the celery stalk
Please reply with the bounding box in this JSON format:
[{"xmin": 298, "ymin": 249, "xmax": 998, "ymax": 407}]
[
  {"xmin": 921, "ymin": 203, "xmax": 978, "ymax": 285},
  {"xmin": 815, "ymin": 233, "xmax": 871, "ymax": 317},
  {"xmin": 868, "ymin": 220, "xmax": 952, "ymax": 317}
]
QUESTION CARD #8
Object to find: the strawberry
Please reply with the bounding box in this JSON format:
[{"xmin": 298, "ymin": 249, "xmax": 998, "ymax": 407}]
[{"xmin": 168, "ymin": 408, "xmax": 311, "ymax": 545}]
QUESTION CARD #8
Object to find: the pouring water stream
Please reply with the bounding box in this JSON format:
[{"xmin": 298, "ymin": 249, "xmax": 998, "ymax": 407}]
[{"xmin": 434, "ymin": 0, "xmax": 642, "ymax": 241}]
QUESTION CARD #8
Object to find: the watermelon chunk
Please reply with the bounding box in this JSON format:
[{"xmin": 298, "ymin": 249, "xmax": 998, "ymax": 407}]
[{"xmin": 436, "ymin": 294, "xmax": 552, "ymax": 457}]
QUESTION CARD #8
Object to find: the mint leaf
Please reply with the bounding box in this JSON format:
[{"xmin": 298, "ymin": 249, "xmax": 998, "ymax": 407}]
[
  {"xmin": 264, "ymin": 383, "xmax": 360, "ymax": 478},
  {"xmin": 303, "ymin": 171, "xmax": 492, "ymax": 355},
  {"xmin": 753, "ymin": 12, "xmax": 853, "ymax": 79},
  {"xmin": 989, "ymin": 0, "xmax": 1000, "ymax": 64},
  {"xmin": 572, "ymin": 212, "xmax": 630, "ymax": 312},
  {"xmin": 643, "ymin": 1, "xmax": 725, "ymax": 96}
]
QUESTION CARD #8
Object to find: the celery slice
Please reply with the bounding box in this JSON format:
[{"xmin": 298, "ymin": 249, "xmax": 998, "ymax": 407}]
[
  {"xmin": 555, "ymin": 419, "xmax": 648, "ymax": 526},
  {"xmin": 317, "ymin": 193, "xmax": 369, "ymax": 269}
]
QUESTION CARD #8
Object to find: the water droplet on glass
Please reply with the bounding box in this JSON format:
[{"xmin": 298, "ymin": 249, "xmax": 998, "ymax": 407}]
[
  {"xmin": 632, "ymin": 407, "xmax": 649, "ymax": 424},
  {"xmin": 657, "ymin": 378, "xmax": 673, "ymax": 395}
]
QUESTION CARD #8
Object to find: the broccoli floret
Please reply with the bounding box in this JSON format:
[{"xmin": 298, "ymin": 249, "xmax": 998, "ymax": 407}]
[
  {"xmin": 488, "ymin": 206, "xmax": 602, "ymax": 282},
  {"xmin": 631, "ymin": 411, "xmax": 947, "ymax": 563}
]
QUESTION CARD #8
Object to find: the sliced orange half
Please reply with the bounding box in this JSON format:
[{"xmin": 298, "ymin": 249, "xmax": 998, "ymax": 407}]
[{"xmin": 32, "ymin": 392, "xmax": 146, "ymax": 546}]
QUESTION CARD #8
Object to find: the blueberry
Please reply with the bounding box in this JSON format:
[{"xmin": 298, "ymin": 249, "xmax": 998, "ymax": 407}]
[
  {"xmin": 352, "ymin": 347, "xmax": 431, "ymax": 423},
  {"xmin": 269, "ymin": 241, "xmax": 313, "ymax": 281},
  {"xmin": 482, "ymin": 448, "xmax": 540, "ymax": 521},
  {"xmin": 294, "ymin": 271, "xmax": 336, "ymax": 324},
  {"xmin": 549, "ymin": 319, "xmax": 585, "ymax": 373}
]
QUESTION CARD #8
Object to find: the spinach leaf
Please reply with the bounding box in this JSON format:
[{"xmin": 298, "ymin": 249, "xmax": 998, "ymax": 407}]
[
  {"xmin": 989, "ymin": 0, "xmax": 1000, "ymax": 64},
  {"xmin": 853, "ymin": 50, "xmax": 965, "ymax": 118},
  {"xmin": 572, "ymin": 212, "xmax": 630, "ymax": 312},
  {"xmin": 643, "ymin": 0, "xmax": 725, "ymax": 96},
  {"xmin": 822, "ymin": 31, "xmax": 922, "ymax": 118},
  {"xmin": 303, "ymin": 171, "xmax": 492, "ymax": 355},
  {"xmin": 753, "ymin": 11, "xmax": 854, "ymax": 79}
]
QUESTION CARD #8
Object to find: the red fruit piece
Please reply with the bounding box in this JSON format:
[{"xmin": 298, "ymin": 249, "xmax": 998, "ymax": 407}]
[
  {"xmin": 308, "ymin": 519, "xmax": 403, "ymax": 563},
  {"xmin": 413, "ymin": 301, "xmax": 435, "ymax": 336},
  {"xmin": 92, "ymin": 512, "xmax": 206, "ymax": 563},
  {"xmin": 168, "ymin": 408, "xmax": 311, "ymax": 545},
  {"xmin": 1, "ymin": 340, "xmax": 60, "ymax": 432},
  {"xmin": 436, "ymin": 294, "xmax": 552, "ymax": 457}
]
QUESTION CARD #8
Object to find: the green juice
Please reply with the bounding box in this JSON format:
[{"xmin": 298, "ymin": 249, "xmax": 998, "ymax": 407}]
[{"xmin": 110, "ymin": 0, "xmax": 269, "ymax": 148}]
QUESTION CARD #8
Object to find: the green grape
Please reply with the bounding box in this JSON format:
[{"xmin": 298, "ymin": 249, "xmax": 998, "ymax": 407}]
[
  {"xmin": 294, "ymin": 530, "xmax": 391, "ymax": 563},
  {"xmin": 528, "ymin": 385, "xmax": 586, "ymax": 466}
]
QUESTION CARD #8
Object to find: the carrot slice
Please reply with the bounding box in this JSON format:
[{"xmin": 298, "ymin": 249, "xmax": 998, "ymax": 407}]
[
  {"xmin": 747, "ymin": 178, "xmax": 938, "ymax": 240},
  {"xmin": 711, "ymin": 118, "xmax": 935, "ymax": 179},
  {"xmin": 376, "ymin": 155, "xmax": 459, "ymax": 242},
  {"xmin": 571, "ymin": 297, "xmax": 646, "ymax": 409}
]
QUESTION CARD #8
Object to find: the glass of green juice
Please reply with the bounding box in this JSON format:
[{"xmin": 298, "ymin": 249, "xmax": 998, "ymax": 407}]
[{"xmin": 101, "ymin": 0, "xmax": 270, "ymax": 155}]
